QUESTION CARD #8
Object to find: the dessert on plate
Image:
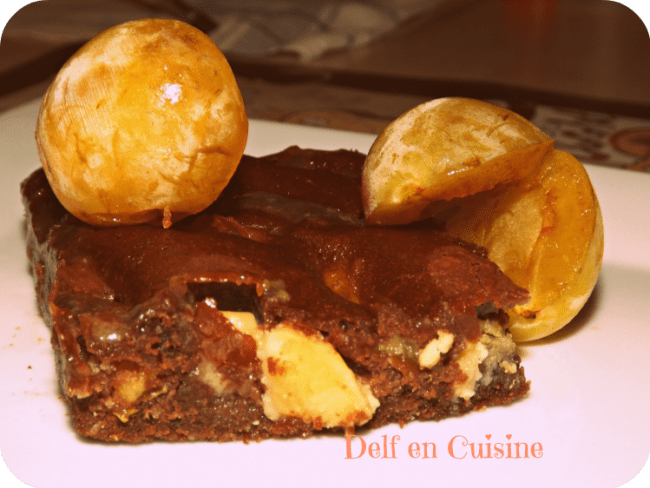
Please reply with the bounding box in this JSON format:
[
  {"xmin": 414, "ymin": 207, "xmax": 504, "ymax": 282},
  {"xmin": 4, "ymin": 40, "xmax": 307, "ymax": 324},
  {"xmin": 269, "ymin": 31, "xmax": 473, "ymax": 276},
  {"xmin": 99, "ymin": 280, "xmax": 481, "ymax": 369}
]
[{"xmin": 21, "ymin": 18, "xmax": 602, "ymax": 443}]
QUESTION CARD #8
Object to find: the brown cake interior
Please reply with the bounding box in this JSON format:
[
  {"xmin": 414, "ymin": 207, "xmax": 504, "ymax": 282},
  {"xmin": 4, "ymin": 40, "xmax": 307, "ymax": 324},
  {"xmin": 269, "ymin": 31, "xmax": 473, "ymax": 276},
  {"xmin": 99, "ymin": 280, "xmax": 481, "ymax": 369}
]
[{"xmin": 21, "ymin": 146, "xmax": 529, "ymax": 443}]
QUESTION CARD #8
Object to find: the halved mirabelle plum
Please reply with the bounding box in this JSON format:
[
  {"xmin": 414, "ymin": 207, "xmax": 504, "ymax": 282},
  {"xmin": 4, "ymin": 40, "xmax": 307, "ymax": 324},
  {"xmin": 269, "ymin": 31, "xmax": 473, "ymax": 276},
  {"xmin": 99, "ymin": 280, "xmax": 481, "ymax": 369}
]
[
  {"xmin": 362, "ymin": 98, "xmax": 553, "ymax": 225},
  {"xmin": 443, "ymin": 149, "xmax": 604, "ymax": 342},
  {"xmin": 362, "ymin": 98, "xmax": 604, "ymax": 342}
]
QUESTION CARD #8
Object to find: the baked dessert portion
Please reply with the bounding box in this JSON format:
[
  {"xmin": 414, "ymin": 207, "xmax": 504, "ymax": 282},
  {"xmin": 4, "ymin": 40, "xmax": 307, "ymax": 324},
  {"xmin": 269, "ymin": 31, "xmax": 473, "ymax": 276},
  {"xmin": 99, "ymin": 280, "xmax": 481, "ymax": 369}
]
[{"xmin": 21, "ymin": 146, "xmax": 530, "ymax": 443}]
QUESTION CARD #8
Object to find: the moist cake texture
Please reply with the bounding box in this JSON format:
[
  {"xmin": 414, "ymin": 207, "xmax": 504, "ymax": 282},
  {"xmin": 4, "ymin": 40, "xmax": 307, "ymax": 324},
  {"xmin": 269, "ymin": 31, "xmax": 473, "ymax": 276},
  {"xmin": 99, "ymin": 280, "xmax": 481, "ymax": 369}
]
[{"xmin": 21, "ymin": 146, "xmax": 530, "ymax": 443}]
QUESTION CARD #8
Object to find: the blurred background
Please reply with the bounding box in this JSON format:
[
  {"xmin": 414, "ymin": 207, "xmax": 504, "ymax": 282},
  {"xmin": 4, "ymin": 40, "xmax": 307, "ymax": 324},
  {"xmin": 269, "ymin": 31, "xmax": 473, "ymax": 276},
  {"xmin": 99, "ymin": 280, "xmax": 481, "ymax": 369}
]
[{"xmin": 1, "ymin": 0, "xmax": 650, "ymax": 171}]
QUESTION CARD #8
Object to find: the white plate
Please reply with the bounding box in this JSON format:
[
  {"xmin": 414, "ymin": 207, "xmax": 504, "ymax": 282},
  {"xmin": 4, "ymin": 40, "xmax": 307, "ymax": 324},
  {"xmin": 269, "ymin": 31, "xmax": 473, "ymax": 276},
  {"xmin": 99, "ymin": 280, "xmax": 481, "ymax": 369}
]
[{"xmin": 1, "ymin": 99, "xmax": 649, "ymax": 488}]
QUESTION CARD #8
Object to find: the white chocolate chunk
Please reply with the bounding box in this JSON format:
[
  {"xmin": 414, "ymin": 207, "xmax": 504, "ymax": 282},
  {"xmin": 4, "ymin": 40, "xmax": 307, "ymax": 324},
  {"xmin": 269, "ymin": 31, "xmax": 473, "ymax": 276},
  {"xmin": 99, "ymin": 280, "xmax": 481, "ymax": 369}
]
[
  {"xmin": 197, "ymin": 357, "xmax": 229, "ymax": 394},
  {"xmin": 418, "ymin": 331, "xmax": 454, "ymax": 369},
  {"xmin": 223, "ymin": 312, "xmax": 379, "ymax": 428},
  {"xmin": 454, "ymin": 339, "xmax": 489, "ymax": 401},
  {"xmin": 499, "ymin": 360, "xmax": 518, "ymax": 374},
  {"xmin": 224, "ymin": 311, "xmax": 259, "ymax": 338},
  {"xmin": 113, "ymin": 368, "xmax": 147, "ymax": 404}
]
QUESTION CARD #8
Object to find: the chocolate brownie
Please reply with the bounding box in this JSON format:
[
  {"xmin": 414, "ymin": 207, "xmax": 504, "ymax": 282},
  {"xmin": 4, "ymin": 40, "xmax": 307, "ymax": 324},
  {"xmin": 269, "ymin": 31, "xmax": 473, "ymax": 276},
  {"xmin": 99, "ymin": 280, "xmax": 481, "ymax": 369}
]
[{"xmin": 21, "ymin": 146, "xmax": 530, "ymax": 443}]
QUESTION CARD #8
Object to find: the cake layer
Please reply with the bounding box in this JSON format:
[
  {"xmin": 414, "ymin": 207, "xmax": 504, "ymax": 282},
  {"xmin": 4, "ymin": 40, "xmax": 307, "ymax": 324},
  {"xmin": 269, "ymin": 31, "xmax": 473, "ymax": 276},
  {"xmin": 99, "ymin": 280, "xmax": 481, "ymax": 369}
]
[{"xmin": 21, "ymin": 147, "xmax": 530, "ymax": 443}]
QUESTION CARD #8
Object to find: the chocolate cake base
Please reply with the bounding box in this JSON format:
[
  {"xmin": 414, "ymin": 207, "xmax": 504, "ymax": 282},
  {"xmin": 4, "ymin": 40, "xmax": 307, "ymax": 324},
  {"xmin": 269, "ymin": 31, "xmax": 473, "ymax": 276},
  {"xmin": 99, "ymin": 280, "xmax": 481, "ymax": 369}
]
[{"xmin": 21, "ymin": 147, "xmax": 529, "ymax": 443}]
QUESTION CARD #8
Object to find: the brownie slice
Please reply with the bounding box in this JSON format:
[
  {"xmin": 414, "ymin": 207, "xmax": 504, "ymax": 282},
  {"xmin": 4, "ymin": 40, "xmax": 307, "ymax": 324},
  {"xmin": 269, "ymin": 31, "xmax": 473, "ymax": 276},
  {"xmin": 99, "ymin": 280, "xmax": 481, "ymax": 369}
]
[{"xmin": 21, "ymin": 146, "xmax": 529, "ymax": 443}]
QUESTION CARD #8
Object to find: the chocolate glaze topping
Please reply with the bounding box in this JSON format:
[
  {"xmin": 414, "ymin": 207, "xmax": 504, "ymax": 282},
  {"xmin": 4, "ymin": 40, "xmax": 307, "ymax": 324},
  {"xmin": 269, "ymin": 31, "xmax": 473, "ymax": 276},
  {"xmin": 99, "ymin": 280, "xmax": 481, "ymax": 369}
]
[{"xmin": 23, "ymin": 146, "xmax": 527, "ymax": 345}]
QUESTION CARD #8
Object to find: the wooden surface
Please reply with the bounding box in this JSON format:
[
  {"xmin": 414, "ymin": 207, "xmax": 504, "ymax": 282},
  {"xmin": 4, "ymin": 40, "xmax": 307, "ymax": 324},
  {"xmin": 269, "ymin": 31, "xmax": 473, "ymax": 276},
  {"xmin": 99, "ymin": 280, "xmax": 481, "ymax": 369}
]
[
  {"xmin": 303, "ymin": 0, "xmax": 650, "ymax": 107},
  {"xmin": 1, "ymin": 0, "xmax": 650, "ymax": 171}
]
